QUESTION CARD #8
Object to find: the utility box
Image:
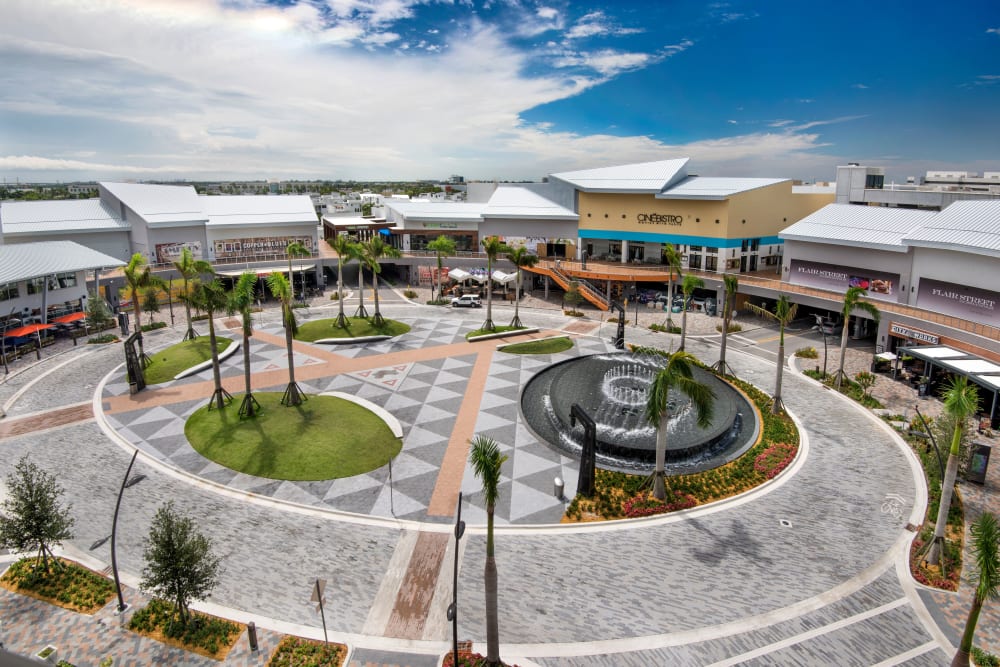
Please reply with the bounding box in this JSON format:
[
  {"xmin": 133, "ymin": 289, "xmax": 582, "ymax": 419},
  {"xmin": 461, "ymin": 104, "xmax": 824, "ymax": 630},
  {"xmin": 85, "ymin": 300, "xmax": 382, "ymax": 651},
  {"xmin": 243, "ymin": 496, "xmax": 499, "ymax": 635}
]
[{"xmin": 967, "ymin": 442, "xmax": 992, "ymax": 485}]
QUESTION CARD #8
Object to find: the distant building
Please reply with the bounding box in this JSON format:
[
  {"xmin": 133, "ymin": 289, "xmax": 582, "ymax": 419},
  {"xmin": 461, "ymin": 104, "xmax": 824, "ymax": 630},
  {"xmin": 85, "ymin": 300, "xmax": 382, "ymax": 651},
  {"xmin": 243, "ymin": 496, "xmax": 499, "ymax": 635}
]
[{"xmin": 835, "ymin": 163, "xmax": 1000, "ymax": 210}]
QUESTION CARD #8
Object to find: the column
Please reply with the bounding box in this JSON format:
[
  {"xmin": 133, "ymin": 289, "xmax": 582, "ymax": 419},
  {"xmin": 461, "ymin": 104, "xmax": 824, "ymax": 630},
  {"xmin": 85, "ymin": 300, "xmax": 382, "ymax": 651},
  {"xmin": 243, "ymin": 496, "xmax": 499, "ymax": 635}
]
[{"xmin": 621, "ymin": 240, "xmax": 629, "ymax": 264}]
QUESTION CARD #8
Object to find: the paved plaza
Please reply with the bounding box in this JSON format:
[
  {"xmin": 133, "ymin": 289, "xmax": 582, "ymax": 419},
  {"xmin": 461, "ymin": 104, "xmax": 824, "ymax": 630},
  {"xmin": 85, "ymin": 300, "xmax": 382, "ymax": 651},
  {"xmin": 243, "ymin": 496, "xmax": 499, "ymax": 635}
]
[{"xmin": 0, "ymin": 287, "xmax": 997, "ymax": 666}]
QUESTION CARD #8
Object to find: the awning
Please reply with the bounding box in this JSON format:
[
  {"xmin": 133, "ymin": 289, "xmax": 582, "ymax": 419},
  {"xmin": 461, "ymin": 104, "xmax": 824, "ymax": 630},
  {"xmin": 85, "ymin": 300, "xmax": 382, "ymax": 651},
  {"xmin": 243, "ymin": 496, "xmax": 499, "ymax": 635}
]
[
  {"xmin": 875, "ymin": 351, "xmax": 896, "ymax": 361},
  {"xmin": 215, "ymin": 264, "xmax": 315, "ymax": 278},
  {"xmin": 492, "ymin": 270, "xmax": 517, "ymax": 284},
  {"xmin": 448, "ymin": 268, "xmax": 471, "ymax": 281},
  {"xmin": 52, "ymin": 312, "xmax": 86, "ymax": 324},
  {"xmin": 4, "ymin": 323, "xmax": 54, "ymax": 337}
]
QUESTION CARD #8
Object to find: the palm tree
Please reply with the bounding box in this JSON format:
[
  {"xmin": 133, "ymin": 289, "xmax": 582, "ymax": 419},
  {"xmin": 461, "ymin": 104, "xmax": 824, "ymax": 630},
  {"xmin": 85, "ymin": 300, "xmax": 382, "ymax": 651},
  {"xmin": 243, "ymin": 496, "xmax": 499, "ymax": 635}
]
[
  {"xmin": 470, "ymin": 435, "xmax": 508, "ymax": 667},
  {"xmin": 480, "ymin": 236, "xmax": 507, "ymax": 332},
  {"xmin": 661, "ymin": 243, "xmax": 683, "ymax": 327},
  {"xmin": 952, "ymin": 512, "xmax": 999, "ymax": 667},
  {"xmin": 227, "ymin": 272, "xmax": 260, "ymax": 418},
  {"xmin": 173, "ymin": 247, "xmax": 214, "ymax": 341},
  {"xmin": 327, "ymin": 234, "xmax": 360, "ymax": 328},
  {"xmin": 266, "ymin": 271, "xmax": 305, "ymax": 406},
  {"xmin": 506, "ymin": 246, "xmax": 538, "ymax": 328},
  {"xmin": 678, "ymin": 274, "xmax": 704, "ymax": 351},
  {"xmin": 354, "ymin": 244, "xmax": 370, "ymax": 319},
  {"xmin": 427, "ymin": 235, "xmax": 456, "ymax": 302},
  {"xmin": 122, "ymin": 253, "xmax": 163, "ymax": 366},
  {"xmin": 833, "ymin": 286, "xmax": 880, "ymax": 389},
  {"xmin": 189, "ymin": 279, "xmax": 232, "ymax": 411},
  {"xmin": 645, "ymin": 351, "xmax": 715, "ymax": 501},
  {"xmin": 285, "ymin": 240, "xmax": 311, "ymax": 301},
  {"xmin": 749, "ymin": 294, "xmax": 798, "ymax": 414},
  {"xmin": 361, "ymin": 236, "xmax": 402, "ymax": 328},
  {"xmin": 927, "ymin": 375, "xmax": 980, "ymax": 566},
  {"xmin": 713, "ymin": 274, "xmax": 739, "ymax": 377}
]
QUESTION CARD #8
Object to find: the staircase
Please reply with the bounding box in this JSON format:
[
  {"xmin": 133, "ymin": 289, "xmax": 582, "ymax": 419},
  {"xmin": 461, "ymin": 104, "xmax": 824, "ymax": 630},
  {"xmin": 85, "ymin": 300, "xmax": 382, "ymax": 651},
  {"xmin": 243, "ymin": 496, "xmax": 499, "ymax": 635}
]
[{"xmin": 528, "ymin": 263, "xmax": 610, "ymax": 311}]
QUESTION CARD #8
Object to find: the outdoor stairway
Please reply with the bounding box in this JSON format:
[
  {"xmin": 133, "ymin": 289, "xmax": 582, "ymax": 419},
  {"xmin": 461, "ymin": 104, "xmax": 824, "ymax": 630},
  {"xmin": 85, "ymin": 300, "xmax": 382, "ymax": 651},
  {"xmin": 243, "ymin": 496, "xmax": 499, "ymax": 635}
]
[{"xmin": 526, "ymin": 262, "xmax": 610, "ymax": 311}]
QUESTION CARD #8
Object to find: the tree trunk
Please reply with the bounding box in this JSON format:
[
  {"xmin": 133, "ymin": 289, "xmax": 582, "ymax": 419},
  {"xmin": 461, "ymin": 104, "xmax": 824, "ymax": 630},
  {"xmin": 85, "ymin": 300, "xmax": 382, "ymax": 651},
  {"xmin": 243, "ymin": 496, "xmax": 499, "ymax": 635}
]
[
  {"xmin": 371, "ymin": 272, "xmax": 384, "ymax": 327},
  {"xmin": 653, "ymin": 413, "xmax": 669, "ymax": 500},
  {"xmin": 485, "ymin": 505, "xmax": 500, "ymax": 666},
  {"xmin": 927, "ymin": 452, "xmax": 960, "ymax": 565},
  {"xmin": 209, "ymin": 316, "xmax": 224, "ymax": 409},
  {"xmin": 335, "ymin": 262, "xmax": 347, "ymax": 327},
  {"xmin": 772, "ymin": 330, "xmax": 785, "ymax": 414},
  {"xmin": 680, "ymin": 305, "xmax": 688, "ymax": 351},
  {"xmin": 285, "ymin": 314, "xmax": 297, "ymax": 387},
  {"xmin": 834, "ymin": 320, "xmax": 850, "ymax": 389},
  {"xmin": 953, "ymin": 595, "xmax": 984, "ymax": 666},
  {"xmin": 484, "ymin": 257, "xmax": 495, "ymax": 331},
  {"xmin": 240, "ymin": 327, "xmax": 256, "ymax": 418},
  {"xmin": 510, "ymin": 271, "xmax": 522, "ymax": 327}
]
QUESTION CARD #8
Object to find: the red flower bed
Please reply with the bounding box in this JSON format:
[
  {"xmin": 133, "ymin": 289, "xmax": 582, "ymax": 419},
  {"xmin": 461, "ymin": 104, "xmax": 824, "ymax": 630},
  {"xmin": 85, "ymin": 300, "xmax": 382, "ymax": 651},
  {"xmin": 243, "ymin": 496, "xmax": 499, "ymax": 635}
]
[
  {"xmin": 623, "ymin": 490, "xmax": 697, "ymax": 518},
  {"xmin": 908, "ymin": 537, "xmax": 959, "ymax": 591},
  {"xmin": 754, "ymin": 443, "xmax": 796, "ymax": 479}
]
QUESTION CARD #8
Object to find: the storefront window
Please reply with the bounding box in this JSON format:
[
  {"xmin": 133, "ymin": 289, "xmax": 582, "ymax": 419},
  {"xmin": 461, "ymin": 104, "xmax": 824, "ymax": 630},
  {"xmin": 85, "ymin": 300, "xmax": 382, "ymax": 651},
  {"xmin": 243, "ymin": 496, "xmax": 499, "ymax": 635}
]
[
  {"xmin": 0, "ymin": 282, "xmax": 19, "ymax": 301},
  {"xmin": 705, "ymin": 255, "xmax": 718, "ymax": 272},
  {"xmin": 689, "ymin": 254, "xmax": 702, "ymax": 270}
]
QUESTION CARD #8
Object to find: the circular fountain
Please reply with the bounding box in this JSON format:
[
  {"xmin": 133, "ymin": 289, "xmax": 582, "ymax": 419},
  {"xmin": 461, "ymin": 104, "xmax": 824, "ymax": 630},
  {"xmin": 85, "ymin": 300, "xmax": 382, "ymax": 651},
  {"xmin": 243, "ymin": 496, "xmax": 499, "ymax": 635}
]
[{"xmin": 520, "ymin": 352, "xmax": 757, "ymax": 474}]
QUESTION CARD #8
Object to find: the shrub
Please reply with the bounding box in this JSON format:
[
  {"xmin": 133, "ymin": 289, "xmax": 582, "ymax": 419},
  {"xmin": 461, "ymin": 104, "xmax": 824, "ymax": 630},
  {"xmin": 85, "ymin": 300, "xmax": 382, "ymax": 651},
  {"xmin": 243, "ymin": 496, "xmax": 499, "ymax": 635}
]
[
  {"xmin": 329, "ymin": 292, "xmax": 341, "ymax": 301},
  {"xmin": 88, "ymin": 334, "xmax": 119, "ymax": 344},
  {"xmin": 140, "ymin": 321, "xmax": 167, "ymax": 332},
  {"xmin": 649, "ymin": 323, "xmax": 681, "ymax": 334},
  {"xmin": 715, "ymin": 322, "xmax": 742, "ymax": 333},
  {"xmin": 267, "ymin": 635, "xmax": 345, "ymax": 667},
  {"xmin": 129, "ymin": 599, "xmax": 240, "ymax": 658},
  {"xmin": 442, "ymin": 652, "xmax": 521, "ymax": 667},
  {"xmin": 795, "ymin": 347, "xmax": 818, "ymax": 359},
  {"xmin": 1, "ymin": 558, "xmax": 114, "ymax": 614},
  {"xmin": 753, "ymin": 443, "xmax": 797, "ymax": 479},
  {"xmin": 623, "ymin": 490, "xmax": 697, "ymax": 517},
  {"xmin": 403, "ymin": 289, "xmax": 418, "ymax": 298},
  {"xmin": 973, "ymin": 647, "xmax": 1000, "ymax": 667}
]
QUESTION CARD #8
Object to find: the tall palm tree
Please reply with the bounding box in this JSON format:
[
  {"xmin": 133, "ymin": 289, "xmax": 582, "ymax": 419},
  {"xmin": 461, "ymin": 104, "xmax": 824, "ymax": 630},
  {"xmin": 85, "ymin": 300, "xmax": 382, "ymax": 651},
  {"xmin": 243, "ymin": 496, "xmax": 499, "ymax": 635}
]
[
  {"xmin": 506, "ymin": 246, "xmax": 538, "ymax": 328},
  {"xmin": 354, "ymin": 244, "xmax": 370, "ymax": 319},
  {"xmin": 645, "ymin": 351, "xmax": 715, "ymax": 501},
  {"xmin": 327, "ymin": 234, "xmax": 360, "ymax": 328},
  {"xmin": 952, "ymin": 512, "xmax": 999, "ymax": 667},
  {"xmin": 123, "ymin": 253, "xmax": 164, "ymax": 366},
  {"xmin": 480, "ymin": 236, "xmax": 507, "ymax": 332},
  {"xmin": 713, "ymin": 274, "xmax": 739, "ymax": 377},
  {"xmin": 173, "ymin": 246, "xmax": 214, "ymax": 341},
  {"xmin": 661, "ymin": 243, "xmax": 684, "ymax": 327},
  {"xmin": 362, "ymin": 236, "xmax": 402, "ymax": 327},
  {"xmin": 678, "ymin": 274, "xmax": 704, "ymax": 351},
  {"xmin": 427, "ymin": 235, "xmax": 456, "ymax": 302},
  {"xmin": 189, "ymin": 279, "xmax": 232, "ymax": 411},
  {"xmin": 266, "ymin": 271, "xmax": 305, "ymax": 406},
  {"xmin": 833, "ymin": 286, "xmax": 880, "ymax": 389},
  {"xmin": 749, "ymin": 294, "xmax": 798, "ymax": 414},
  {"xmin": 227, "ymin": 272, "xmax": 260, "ymax": 418},
  {"xmin": 285, "ymin": 240, "xmax": 311, "ymax": 301},
  {"xmin": 927, "ymin": 375, "xmax": 980, "ymax": 565},
  {"xmin": 470, "ymin": 435, "xmax": 508, "ymax": 667}
]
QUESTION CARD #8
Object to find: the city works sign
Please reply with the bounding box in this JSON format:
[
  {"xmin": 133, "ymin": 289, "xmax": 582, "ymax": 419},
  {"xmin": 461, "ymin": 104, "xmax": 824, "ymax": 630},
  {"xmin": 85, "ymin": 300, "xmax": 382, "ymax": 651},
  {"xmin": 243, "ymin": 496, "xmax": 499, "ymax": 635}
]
[
  {"xmin": 637, "ymin": 213, "xmax": 683, "ymax": 226},
  {"xmin": 890, "ymin": 322, "xmax": 939, "ymax": 345}
]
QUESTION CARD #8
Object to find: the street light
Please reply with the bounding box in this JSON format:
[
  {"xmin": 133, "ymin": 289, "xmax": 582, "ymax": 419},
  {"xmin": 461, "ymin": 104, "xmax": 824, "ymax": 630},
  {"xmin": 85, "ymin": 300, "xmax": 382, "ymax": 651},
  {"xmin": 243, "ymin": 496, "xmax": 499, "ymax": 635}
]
[
  {"xmin": 447, "ymin": 492, "xmax": 466, "ymax": 667},
  {"xmin": 110, "ymin": 448, "xmax": 145, "ymax": 613}
]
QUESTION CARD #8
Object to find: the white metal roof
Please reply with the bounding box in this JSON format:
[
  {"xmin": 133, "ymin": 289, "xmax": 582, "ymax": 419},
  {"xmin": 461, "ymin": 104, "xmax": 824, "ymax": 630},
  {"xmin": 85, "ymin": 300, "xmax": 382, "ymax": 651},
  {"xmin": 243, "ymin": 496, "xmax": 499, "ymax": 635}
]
[
  {"xmin": 384, "ymin": 201, "xmax": 485, "ymax": 222},
  {"xmin": 656, "ymin": 176, "xmax": 788, "ymax": 200},
  {"xmin": 973, "ymin": 375, "xmax": 1000, "ymax": 391},
  {"xmin": 902, "ymin": 345, "xmax": 971, "ymax": 360},
  {"xmin": 100, "ymin": 182, "xmax": 207, "ymax": 226},
  {"xmin": 903, "ymin": 200, "xmax": 1000, "ymax": 259},
  {"xmin": 0, "ymin": 240, "xmax": 125, "ymax": 284},
  {"xmin": 482, "ymin": 186, "xmax": 577, "ymax": 220},
  {"xmin": 203, "ymin": 195, "xmax": 318, "ymax": 227},
  {"xmin": 0, "ymin": 199, "xmax": 128, "ymax": 236},
  {"xmin": 780, "ymin": 204, "xmax": 936, "ymax": 252},
  {"xmin": 936, "ymin": 358, "xmax": 1000, "ymax": 374},
  {"xmin": 549, "ymin": 158, "xmax": 690, "ymax": 193}
]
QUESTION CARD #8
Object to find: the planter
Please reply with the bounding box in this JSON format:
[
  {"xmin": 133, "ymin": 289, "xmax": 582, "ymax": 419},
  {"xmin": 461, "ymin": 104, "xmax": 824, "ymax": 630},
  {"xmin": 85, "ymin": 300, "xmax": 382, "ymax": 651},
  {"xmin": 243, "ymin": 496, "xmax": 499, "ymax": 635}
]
[{"xmin": 35, "ymin": 645, "xmax": 57, "ymax": 663}]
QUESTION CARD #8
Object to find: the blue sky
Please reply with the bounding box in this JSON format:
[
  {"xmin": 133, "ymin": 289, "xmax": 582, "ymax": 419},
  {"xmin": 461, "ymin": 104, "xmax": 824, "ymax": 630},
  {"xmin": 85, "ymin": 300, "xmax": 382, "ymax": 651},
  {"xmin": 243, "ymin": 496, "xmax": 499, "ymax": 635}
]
[{"xmin": 2, "ymin": 0, "xmax": 999, "ymax": 184}]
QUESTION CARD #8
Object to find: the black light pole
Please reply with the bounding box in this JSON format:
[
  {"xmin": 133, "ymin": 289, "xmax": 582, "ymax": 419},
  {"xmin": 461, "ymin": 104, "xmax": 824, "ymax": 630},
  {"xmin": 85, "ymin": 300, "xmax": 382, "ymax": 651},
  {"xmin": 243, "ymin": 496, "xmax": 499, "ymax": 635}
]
[
  {"xmin": 447, "ymin": 492, "xmax": 466, "ymax": 667},
  {"xmin": 111, "ymin": 448, "xmax": 145, "ymax": 613}
]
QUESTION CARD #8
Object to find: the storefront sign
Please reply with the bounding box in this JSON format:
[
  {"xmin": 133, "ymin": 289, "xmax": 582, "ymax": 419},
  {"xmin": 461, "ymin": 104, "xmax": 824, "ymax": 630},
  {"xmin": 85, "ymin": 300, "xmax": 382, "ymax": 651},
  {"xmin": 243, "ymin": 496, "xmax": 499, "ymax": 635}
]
[
  {"xmin": 422, "ymin": 223, "xmax": 458, "ymax": 229},
  {"xmin": 889, "ymin": 322, "xmax": 939, "ymax": 345},
  {"xmin": 155, "ymin": 241, "xmax": 202, "ymax": 264},
  {"xmin": 788, "ymin": 259, "xmax": 899, "ymax": 302},
  {"xmin": 916, "ymin": 278, "xmax": 1000, "ymax": 327},
  {"xmin": 214, "ymin": 236, "xmax": 313, "ymax": 260},
  {"xmin": 637, "ymin": 213, "xmax": 683, "ymax": 226}
]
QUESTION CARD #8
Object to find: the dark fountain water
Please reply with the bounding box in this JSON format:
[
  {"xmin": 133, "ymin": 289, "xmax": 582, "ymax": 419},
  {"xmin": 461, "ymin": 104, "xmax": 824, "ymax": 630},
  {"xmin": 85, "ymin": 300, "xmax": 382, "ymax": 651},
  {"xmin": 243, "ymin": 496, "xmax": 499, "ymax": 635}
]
[{"xmin": 521, "ymin": 352, "xmax": 758, "ymax": 474}]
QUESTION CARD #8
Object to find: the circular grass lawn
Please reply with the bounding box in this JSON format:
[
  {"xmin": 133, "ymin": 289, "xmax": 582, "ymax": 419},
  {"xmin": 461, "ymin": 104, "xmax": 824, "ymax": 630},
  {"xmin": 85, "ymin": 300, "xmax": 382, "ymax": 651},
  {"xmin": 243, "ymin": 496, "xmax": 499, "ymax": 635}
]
[
  {"xmin": 185, "ymin": 393, "xmax": 401, "ymax": 481},
  {"xmin": 144, "ymin": 336, "xmax": 233, "ymax": 385},
  {"xmin": 296, "ymin": 316, "xmax": 410, "ymax": 342}
]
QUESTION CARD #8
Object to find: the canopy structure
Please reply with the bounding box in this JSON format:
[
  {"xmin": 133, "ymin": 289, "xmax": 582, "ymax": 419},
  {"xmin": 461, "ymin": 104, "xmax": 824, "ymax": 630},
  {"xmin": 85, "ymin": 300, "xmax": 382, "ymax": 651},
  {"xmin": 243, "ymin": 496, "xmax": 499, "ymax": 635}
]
[
  {"xmin": 875, "ymin": 351, "xmax": 896, "ymax": 362},
  {"xmin": 898, "ymin": 344, "xmax": 1000, "ymax": 428},
  {"xmin": 52, "ymin": 312, "xmax": 86, "ymax": 324},
  {"xmin": 491, "ymin": 270, "xmax": 517, "ymax": 285},
  {"xmin": 3, "ymin": 323, "xmax": 53, "ymax": 338},
  {"xmin": 447, "ymin": 268, "xmax": 471, "ymax": 282}
]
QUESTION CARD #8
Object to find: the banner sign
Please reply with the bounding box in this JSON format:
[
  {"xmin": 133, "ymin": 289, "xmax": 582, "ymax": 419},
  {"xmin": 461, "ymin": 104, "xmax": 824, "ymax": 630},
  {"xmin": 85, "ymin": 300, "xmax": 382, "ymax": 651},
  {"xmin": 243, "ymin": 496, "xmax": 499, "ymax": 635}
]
[
  {"xmin": 155, "ymin": 241, "xmax": 202, "ymax": 264},
  {"xmin": 214, "ymin": 236, "xmax": 313, "ymax": 260},
  {"xmin": 788, "ymin": 259, "xmax": 899, "ymax": 302},
  {"xmin": 916, "ymin": 278, "xmax": 1000, "ymax": 328},
  {"xmin": 889, "ymin": 322, "xmax": 939, "ymax": 345}
]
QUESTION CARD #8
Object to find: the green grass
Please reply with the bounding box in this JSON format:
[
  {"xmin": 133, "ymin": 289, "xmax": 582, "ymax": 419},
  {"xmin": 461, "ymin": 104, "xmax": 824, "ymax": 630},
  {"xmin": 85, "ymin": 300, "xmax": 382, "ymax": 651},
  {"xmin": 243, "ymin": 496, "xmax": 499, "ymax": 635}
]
[
  {"xmin": 501, "ymin": 337, "xmax": 573, "ymax": 355},
  {"xmin": 144, "ymin": 337, "xmax": 233, "ymax": 384},
  {"xmin": 296, "ymin": 316, "xmax": 410, "ymax": 342},
  {"xmin": 1, "ymin": 557, "xmax": 115, "ymax": 614},
  {"xmin": 466, "ymin": 325, "xmax": 524, "ymax": 339},
  {"xmin": 185, "ymin": 393, "xmax": 400, "ymax": 480}
]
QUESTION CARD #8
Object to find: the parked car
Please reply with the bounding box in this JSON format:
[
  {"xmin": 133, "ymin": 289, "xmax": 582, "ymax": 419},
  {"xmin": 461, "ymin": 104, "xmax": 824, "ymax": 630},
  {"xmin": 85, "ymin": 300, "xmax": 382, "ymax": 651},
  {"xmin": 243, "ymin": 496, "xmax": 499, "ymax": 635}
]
[
  {"xmin": 451, "ymin": 294, "xmax": 482, "ymax": 308},
  {"xmin": 704, "ymin": 298, "xmax": 718, "ymax": 316},
  {"xmin": 814, "ymin": 315, "xmax": 842, "ymax": 335}
]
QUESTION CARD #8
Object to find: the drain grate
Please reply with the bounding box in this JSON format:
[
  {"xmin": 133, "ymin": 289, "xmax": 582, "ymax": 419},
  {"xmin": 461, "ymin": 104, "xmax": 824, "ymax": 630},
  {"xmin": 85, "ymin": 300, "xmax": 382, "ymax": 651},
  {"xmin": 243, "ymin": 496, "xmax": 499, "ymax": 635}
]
[{"xmin": 779, "ymin": 519, "xmax": 792, "ymax": 528}]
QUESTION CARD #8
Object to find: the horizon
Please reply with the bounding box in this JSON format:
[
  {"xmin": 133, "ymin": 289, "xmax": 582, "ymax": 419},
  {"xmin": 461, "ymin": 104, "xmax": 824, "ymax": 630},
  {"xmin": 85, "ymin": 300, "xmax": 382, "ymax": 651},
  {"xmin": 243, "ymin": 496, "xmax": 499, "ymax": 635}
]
[{"xmin": 3, "ymin": 0, "xmax": 999, "ymax": 185}]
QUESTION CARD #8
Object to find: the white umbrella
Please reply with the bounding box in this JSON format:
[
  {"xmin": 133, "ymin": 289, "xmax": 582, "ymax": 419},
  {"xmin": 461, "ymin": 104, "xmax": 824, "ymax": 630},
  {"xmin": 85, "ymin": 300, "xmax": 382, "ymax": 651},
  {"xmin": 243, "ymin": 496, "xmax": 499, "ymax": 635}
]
[{"xmin": 448, "ymin": 268, "xmax": 471, "ymax": 282}]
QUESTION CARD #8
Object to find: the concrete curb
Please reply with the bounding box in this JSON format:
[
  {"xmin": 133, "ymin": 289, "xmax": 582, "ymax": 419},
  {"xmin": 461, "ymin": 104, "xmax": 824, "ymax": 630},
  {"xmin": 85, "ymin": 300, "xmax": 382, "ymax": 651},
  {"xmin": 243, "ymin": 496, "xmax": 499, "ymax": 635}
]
[{"xmin": 173, "ymin": 338, "xmax": 241, "ymax": 380}]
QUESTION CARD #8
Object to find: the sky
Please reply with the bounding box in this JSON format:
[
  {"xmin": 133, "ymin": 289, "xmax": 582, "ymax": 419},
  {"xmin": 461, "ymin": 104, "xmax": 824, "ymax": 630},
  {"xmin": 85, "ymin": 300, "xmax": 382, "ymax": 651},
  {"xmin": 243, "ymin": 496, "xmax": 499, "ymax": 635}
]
[{"xmin": 2, "ymin": 0, "xmax": 999, "ymax": 185}]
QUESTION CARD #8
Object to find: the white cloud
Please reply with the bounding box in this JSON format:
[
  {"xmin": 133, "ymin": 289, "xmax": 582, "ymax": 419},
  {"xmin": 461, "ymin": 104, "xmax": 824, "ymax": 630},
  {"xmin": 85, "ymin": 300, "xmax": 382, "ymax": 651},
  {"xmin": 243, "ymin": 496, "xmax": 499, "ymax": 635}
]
[
  {"xmin": 852, "ymin": 83, "xmax": 869, "ymax": 89},
  {"xmin": 565, "ymin": 10, "xmax": 643, "ymax": 40},
  {"xmin": 986, "ymin": 27, "xmax": 1000, "ymax": 35},
  {"xmin": 552, "ymin": 49, "xmax": 651, "ymax": 76}
]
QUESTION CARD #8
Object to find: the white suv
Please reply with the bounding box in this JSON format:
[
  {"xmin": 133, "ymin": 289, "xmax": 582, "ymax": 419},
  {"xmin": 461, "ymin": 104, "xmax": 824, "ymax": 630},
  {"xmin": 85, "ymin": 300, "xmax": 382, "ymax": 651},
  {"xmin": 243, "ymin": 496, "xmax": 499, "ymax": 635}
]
[{"xmin": 451, "ymin": 294, "xmax": 482, "ymax": 308}]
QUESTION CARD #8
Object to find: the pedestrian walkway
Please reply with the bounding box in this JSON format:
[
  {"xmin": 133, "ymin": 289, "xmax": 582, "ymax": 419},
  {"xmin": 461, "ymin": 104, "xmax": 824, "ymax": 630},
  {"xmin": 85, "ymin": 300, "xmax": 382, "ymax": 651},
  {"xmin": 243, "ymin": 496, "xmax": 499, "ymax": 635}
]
[{"xmin": 0, "ymin": 292, "xmax": 995, "ymax": 665}]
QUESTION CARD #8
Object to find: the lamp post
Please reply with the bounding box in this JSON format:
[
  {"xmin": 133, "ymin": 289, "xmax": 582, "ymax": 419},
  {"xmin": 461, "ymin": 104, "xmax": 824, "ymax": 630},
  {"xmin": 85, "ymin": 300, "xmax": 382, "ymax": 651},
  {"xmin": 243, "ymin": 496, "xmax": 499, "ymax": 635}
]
[
  {"xmin": 110, "ymin": 448, "xmax": 145, "ymax": 613},
  {"xmin": 447, "ymin": 492, "xmax": 466, "ymax": 667}
]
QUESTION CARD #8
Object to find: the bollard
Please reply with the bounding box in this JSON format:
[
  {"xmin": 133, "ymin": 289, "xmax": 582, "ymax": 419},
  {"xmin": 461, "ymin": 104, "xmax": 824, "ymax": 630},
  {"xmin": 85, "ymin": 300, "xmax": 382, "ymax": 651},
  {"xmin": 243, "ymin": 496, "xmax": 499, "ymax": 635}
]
[
  {"xmin": 247, "ymin": 621, "xmax": 259, "ymax": 652},
  {"xmin": 553, "ymin": 476, "xmax": 564, "ymax": 500}
]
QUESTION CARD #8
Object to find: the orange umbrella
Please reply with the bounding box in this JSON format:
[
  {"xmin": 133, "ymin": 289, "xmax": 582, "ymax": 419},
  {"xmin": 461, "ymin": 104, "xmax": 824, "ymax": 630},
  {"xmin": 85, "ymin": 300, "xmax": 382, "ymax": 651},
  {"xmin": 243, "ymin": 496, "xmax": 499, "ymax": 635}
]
[
  {"xmin": 52, "ymin": 312, "xmax": 86, "ymax": 324},
  {"xmin": 3, "ymin": 323, "xmax": 54, "ymax": 337}
]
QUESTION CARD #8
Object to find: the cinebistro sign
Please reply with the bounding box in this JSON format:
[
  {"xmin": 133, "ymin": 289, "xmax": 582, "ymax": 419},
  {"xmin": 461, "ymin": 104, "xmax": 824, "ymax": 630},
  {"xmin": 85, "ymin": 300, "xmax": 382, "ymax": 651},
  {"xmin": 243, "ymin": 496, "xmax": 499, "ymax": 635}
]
[
  {"xmin": 890, "ymin": 322, "xmax": 939, "ymax": 345},
  {"xmin": 637, "ymin": 213, "xmax": 683, "ymax": 226}
]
